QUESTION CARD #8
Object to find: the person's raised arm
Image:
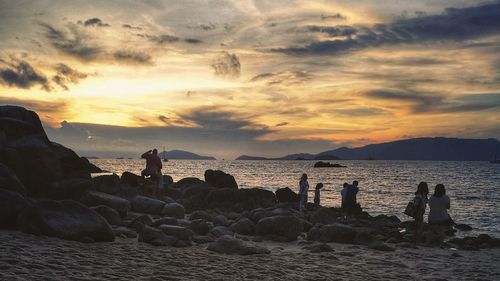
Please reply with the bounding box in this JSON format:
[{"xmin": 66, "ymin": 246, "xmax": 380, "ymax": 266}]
[{"xmin": 141, "ymin": 150, "xmax": 152, "ymax": 159}]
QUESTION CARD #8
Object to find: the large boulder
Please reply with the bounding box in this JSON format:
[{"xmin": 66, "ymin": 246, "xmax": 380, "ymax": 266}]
[
  {"xmin": 171, "ymin": 177, "xmax": 209, "ymax": 190},
  {"xmin": 91, "ymin": 174, "xmax": 121, "ymax": 195},
  {"xmin": 189, "ymin": 219, "xmax": 210, "ymax": 235},
  {"xmin": 310, "ymin": 207, "xmax": 342, "ymax": 225},
  {"xmin": 275, "ymin": 187, "xmax": 298, "ymax": 203},
  {"xmin": 204, "ymin": 170, "xmax": 238, "ymax": 189},
  {"xmin": 255, "ymin": 215, "xmax": 303, "ymax": 241},
  {"xmin": 207, "ymin": 235, "xmax": 270, "ymax": 255},
  {"xmin": 0, "ymin": 188, "xmax": 28, "ymax": 228},
  {"xmin": 186, "ymin": 188, "xmax": 276, "ymax": 212},
  {"xmin": 158, "ymin": 225, "xmax": 194, "ymax": 241},
  {"xmin": 91, "ymin": 205, "xmax": 122, "ymax": 225},
  {"xmin": 80, "ymin": 191, "xmax": 131, "ymax": 216},
  {"xmin": 309, "ymin": 223, "xmax": 357, "ymax": 243},
  {"xmin": 131, "ymin": 196, "xmax": 166, "ymax": 214},
  {"xmin": 161, "ymin": 203, "xmax": 185, "ymax": 219},
  {"xmin": 121, "ymin": 172, "xmax": 142, "ymax": 187},
  {"xmin": 138, "ymin": 225, "xmax": 177, "ymax": 246},
  {"xmin": 231, "ymin": 218, "xmax": 255, "ymax": 235},
  {"xmin": 80, "ymin": 157, "xmax": 103, "ymax": 173},
  {"xmin": 46, "ymin": 178, "xmax": 93, "ymax": 200},
  {"xmin": 0, "ymin": 163, "xmax": 26, "ymax": 195},
  {"xmin": 189, "ymin": 210, "xmax": 213, "ymax": 221},
  {"xmin": 17, "ymin": 199, "xmax": 115, "ymax": 242},
  {"xmin": 0, "ymin": 105, "xmax": 47, "ymax": 141},
  {"xmin": 129, "ymin": 215, "xmax": 153, "ymax": 232},
  {"xmin": 249, "ymin": 206, "xmax": 302, "ymax": 223}
]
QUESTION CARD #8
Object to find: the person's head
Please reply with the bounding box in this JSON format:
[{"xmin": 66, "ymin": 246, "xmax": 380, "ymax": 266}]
[
  {"xmin": 415, "ymin": 181, "xmax": 429, "ymax": 196},
  {"xmin": 352, "ymin": 181, "xmax": 359, "ymax": 187},
  {"xmin": 343, "ymin": 182, "xmax": 349, "ymax": 188},
  {"xmin": 300, "ymin": 173, "xmax": 308, "ymax": 181},
  {"xmin": 152, "ymin": 148, "xmax": 158, "ymax": 155},
  {"xmin": 316, "ymin": 183, "xmax": 323, "ymax": 190},
  {"xmin": 433, "ymin": 184, "xmax": 446, "ymax": 197}
]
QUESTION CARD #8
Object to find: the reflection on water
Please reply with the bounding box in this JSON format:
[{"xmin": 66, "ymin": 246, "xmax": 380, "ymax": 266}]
[{"xmin": 92, "ymin": 159, "xmax": 500, "ymax": 236}]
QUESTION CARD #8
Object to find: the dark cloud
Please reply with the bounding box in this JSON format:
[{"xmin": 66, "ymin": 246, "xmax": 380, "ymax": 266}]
[
  {"xmin": 275, "ymin": 122, "xmax": 289, "ymax": 127},
  {"xmin": 195, "ymin": 23, "xmax": 216, "ymax": 31},
  {"xmin": 275, "ymin": 2, "xmax": 500, "ymax": 55},
  {"xmin": 144, "ymin": 34, "xmax": 180, "ymax": 44},
  {"xmin": 305, "ymin": 25, "xmax": 357, "ymax": 37},
  {"xmin": 180, "ymin": 107, "xmax": 255, "ymax": 130},
  {"xmin": 250, "ymin": 71, "xmax": 312, "ymax": 86},
  {"xmin": 333, "ymin": 107, "xmax": 389, "ymax": 117},
  {"xmin": 52, "ymin": 63, "xmax": 88, "ymax": 90},
  {"xmin": 211, "ymin": 52, "xmax": 240, "ymax": 77},
  {"xmin": 113, "ymin": 50, "xmax": 153, "ymax": 65},
  {"xmin": 122, "ymin": 24, "xmax": 142, "ymax": 30},
  {"xmin": 436, "ymin": 93, "xmax": 500, "ymax": 113},
  {"xmin": 80, "ymin": 18, "xmax": 110, "ymax": 27},
  {"xmin": 0, "ymin": 59, "xmax": 50, "ymax": 91},
  {"xmin": 184, "ymin": 38, "xmax": 203, "ymax": 44},
  {"xmin": 321, "ymin": 13, "xmax": 347, "ymax": 20},
  {"xmin": 39, "ymin": 22, "xmax": 101, "ymax": 61},
  {"xmin": 365, "ymin": 89, "xmax": 443, "ymax": 113},
  {"xmin": 158, "ymin": 115, "xmax": 170, "ymax": 124}
]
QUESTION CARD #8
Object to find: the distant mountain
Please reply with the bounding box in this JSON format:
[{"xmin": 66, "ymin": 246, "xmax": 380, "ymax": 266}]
[
  {"xmin": 158, "ymin": 150, "xmax": 216, "ymax": 160},
  {"xmin": 235, "ymin": 137, "xmax": 500, "ymax": 161},
  {"xmin": 317, "ymin": 137, "xmax": 499, "ymax": 161}
]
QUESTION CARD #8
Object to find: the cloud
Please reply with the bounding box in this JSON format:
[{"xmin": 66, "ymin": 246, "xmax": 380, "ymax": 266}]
[
  {"xmin": 274, "ymin": 2, "xmax": 500, "ymax": 55},
  {"xmin": 275, "ymin": 122, "xmax": 289, "ymax": 127},
  {"xmin": 144, "ymin": 34, "xmax": 180, "ymax": 44},
  {"xmin": 0, "ymin": 59, "xmax": 50, "ymax": 91},
  {"xmin": 80, "ymin": 18, "xmax": 110, "ymax": 27},
  {"xmin": 0, "ymin": 96, "xmax": 66, "ymax": 114},
  {"xmin": 180, "ymin": 106, "xmax": 256, "ymax": 130},
  {"xmin": 158, "ymin": 115, "xmax": 170, "ymax": 124},
  {"xmin": 52, "ymin": 63, "xmax": 89, "ymax": 90},
  {"xmin": 122, "ymin": 24, "xmax": 142, "ymax": 30},
  {"xmin": 435, "ymin": 93, "xmax": 500, "ymax": 113},
  {"xmin": 321, "ymin": 13, "xmax": 347, "ymax": 20},
  {"xmin": 333, "ymin": 107, "xmax": 389, "ymax": 117},
  {"xmin": 39, "ymin": 22, "xmax": 101, "ymax": 61},
  {"xmin": 112, "ymin": 50, "xmax": 153, "ymax": 65},
  {"xmin": 184, "ymin": 38, "xmax": 203, "ymax": 44},
  {"xmin": 305, "ymin": 25, "xmax": 357, "ymax": 37},
  {"xmin": 211, "ymin": 51, "xmax": 240, "ymax": 77},
  {"xmin": 364, "ymin": 89, "xmax": 443, "ymax": 113},
  {"xmin": 250, "ymin": 71, "xmax": 312, "ymax": 86}
]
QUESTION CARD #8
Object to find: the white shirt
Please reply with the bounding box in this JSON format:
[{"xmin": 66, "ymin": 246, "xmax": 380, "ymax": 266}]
[{"xmin": 428, "ymin": 195, "xmax": 450, "ymax": 223}]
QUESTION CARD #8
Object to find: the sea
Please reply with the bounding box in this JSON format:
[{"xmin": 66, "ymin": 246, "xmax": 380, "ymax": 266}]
[{"xmin": 91, "ymin": 159, "xmax": 500, "ymax": 237}]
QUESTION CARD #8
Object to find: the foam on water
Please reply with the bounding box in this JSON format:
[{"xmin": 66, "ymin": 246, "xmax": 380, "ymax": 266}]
[{"xmin": 92, "ymin": 159, "xmax": 500, "ymax": 236}]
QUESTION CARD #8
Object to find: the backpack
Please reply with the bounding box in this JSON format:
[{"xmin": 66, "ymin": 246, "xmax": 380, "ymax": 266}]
[{"xmin": 404, "ymin": 196, "xmax": 422, "ymax": 218}]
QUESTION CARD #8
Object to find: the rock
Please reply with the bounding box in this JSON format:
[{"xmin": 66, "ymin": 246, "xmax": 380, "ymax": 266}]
[
  {"xmin": 196, "ymin": 188, "xmax": 276, "ymax": 211},
  {"xmin": 17, "ymin": 199, "xmax": 114, "ymax": 242},
  {"xmin": 189, "ymin": 210, "xmax": 213, "ymax": 221},
  {"xmin": 80, "ymin": 191, "xmax": 131, "ymax": 216},
  {"xmin": 121, "ymin": 172, "xmax": 142, "ymax": 187},
  {"xmin": 91, "ymin": 174, "xmax": 121, "ymax": 195},
  {"xmin": 213, "ymin": 214, "xmax": 229, "ymax": 226},
  {"xmin": 161, "ymin": 203, "xmax": 185, "ymax": 219},
  {"xmin": 151, "ymin": 217, "xmax": 178, "ymax": 227},
  {"xmin": 313, "ymin": 161, "xmax": 346, "ymax": 168},
  {"xmin": 210, "ymin": 226, "xmax": 234, "ymax": 238},
  {"xmin": 0, "ymin": 188, "xmax": 28, "ymax": 228},
  {"xmin": 0, "ymin": 163, "xmax": 27, "ymax": 195},
  {"xmin": 138, "ymin": 225, "xmax": 177, "ymax": 246},
  {"xmin": 113, "ymin": 227, "xmax": 137, "ymax": 238},
  {"xmin": 207, "ymin": 235, "xmax": 270, "ymax": 255},
  {"xmin": 158, "ymin": 225, "xmax": 194, "ymax": 241},
  {"xmin": 129, "ymin": 215, "xmax": 153, "ymax": 232},
  {"xmin": 162, "ymin": 187, "xmax": 183, "ymax": 200},
  {"xmin": 275, "ymin": 187, "xmax": 298, "ymax": 203},
  {"xmin": 455, "ymin": 224, "xmax": 473, "ymax": 231},
  {"xmin": 369, "ymin": 241, "xmax": 396, "ymax": 251},
  {"xmin": 131, "ymin": 196, "xmax": 166, "ymax": 214},
  {"xmin": 91, "ymin": 205, "xmax": 122, "ymax": 225},
  {"xmin": 163, "ymin": 175, "xmax": 174, "ymax": 187},
  {"xmin": 310, "ymin": 207, "xmax": 342, "ymax": 225},
  {"xmin": 255, "ymin": 215, "xmax": 303, "ymax": 241},
  {"xmin": 313, "ymin": 224, "xmax": 357, "ymax": 243},
  {"xmin": 46, "ymin": 178, "xmax": 93, "ymax": 200},
  {"xmin": 231, "ymin": 218, "xmax": 255, "ymax": 235},
  {"xmin": 172, "ymin": 177, "xmax": 209, "ymax": 190},
  {"xmin": 160, "ymin": 196, "xmax": 175, "ymax": 204},
  {"xmin": 354, "ymin": 227, "xmax": 378, "ymax": 244},
  {"xmin": 204, "ymin": 169, "xmax": 238, "ymax": 189},
  {"xmin": 303, "ymin": 243, "xmax": 334, "ymax": 253},
  {"xmin": 0, "ymin": 105, "xmax": 47, "ymax": 140},
  {"xmin": 189, "ymin": 219, "xmax": 210, "ymax": 235},
  {"xmin": 193, "ymin": 235, "xmax": 215, "ymax": 244},
  {"xmin": 80, "ymin": 157, "xmax": 103, "ymax": 173},
  {"xmin": 250, "ymin": 206, "xmax": 302, "ymax": 223}
]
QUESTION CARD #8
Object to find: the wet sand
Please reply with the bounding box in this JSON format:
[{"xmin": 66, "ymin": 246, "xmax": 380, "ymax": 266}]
[{"xmin": 1, "ymin": 231, "xmax": 499, "ymax": 280}]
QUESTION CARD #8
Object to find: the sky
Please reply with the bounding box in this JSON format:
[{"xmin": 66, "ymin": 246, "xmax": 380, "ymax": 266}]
[{"xmin": 1, "ymin": 0, "xmax": 500, "ymax": 159}]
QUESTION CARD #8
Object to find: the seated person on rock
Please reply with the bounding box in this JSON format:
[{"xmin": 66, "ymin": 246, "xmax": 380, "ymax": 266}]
[
  {"xmin": 428, "ymin": 184, "xmax": 453, "ymax": 226},
  {"xmin": 141, "ymin": 148, "xmax": 162, "ymax": 181},
  {"xmin": 343, "ymin": 181, "xmax": 361, "ymax": 214},
  {"xmin": 314, "ymin": 183, "xmax": 323, "ymax": 209}
]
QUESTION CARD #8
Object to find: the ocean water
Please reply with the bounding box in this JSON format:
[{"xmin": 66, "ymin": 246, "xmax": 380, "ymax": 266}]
[{"xmin": 91, "ymin": 159, "xmax": 500, "ymax": 236}]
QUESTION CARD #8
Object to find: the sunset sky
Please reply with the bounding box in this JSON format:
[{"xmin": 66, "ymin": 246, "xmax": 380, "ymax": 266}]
[{"xmin": 1, "ymin": 0, "xmax": 499, "ymax": 158}]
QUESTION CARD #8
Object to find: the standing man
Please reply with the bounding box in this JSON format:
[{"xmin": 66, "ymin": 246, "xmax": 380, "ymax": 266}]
[{"xmin": 141, "ymin": 149, "xmax": 162, "ymax": 196}]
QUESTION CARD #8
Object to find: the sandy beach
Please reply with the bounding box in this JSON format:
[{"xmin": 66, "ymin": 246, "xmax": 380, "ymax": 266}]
[{"xmin": 1, "ymin": 230, "xmax": 499, "ymax": 281}]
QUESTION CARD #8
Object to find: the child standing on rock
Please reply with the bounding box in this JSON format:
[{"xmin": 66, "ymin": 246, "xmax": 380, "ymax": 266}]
[{"xmin": 314, "ymin": 183, "xmax": 323, "ymax": 209}]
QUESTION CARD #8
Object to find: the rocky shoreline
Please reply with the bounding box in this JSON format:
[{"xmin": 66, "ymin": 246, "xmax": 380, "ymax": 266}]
[{"xmin": 1, "ymin": 106, "xmax": 500, "ymax": 280}]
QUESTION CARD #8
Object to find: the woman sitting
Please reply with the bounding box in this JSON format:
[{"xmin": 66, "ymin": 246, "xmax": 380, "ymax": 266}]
[{"xmin": 428, "ymin": 184, "xmax": 453, "ymax": 226}]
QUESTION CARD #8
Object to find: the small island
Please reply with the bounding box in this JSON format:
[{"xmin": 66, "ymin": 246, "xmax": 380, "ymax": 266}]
[{"xmin": 313, "ymin": 161, "xmax": 347, "ymax": 168}]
